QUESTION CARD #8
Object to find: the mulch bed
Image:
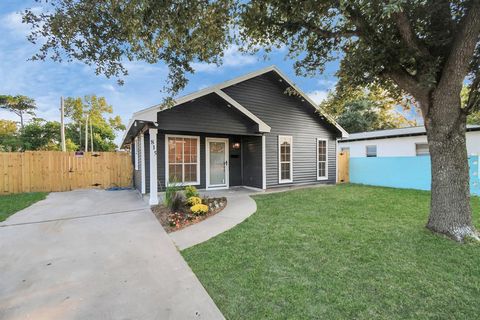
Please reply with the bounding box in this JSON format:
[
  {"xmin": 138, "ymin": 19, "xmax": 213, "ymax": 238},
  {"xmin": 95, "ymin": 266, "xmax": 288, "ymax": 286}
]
[{"xmin": 151, "ymin": 197, "xmax": 227, "ymax": 233}]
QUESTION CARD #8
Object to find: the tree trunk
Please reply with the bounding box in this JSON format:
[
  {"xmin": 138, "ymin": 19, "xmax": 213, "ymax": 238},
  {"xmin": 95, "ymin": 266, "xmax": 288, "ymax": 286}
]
[
  {"xmin": 424, "ymin": 92, "xmax": 479, "ymax": 242},
  {"xmin": 19, "ymin": 112, "xmax": 24, "ymax": 129}
]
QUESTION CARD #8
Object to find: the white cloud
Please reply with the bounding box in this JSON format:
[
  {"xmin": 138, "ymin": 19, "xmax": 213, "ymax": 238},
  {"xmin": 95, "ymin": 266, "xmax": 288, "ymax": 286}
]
[
  {"xmin": 102, "ymin": 84, "xmax": 117, "ymax": 93},
  {"xmin": 192, "ymin": 45, "xmax": 258, "ymax": 73},
  {"xmin": 2, "ymin": 7, "xmax": 42, "ymax": 37},
  {"xmin": 317, "ymin": 78, "xmax": 337, "ymax": 89},
  {"xmin": 307, "ymin": 90, "xmax": 329, "ymax": 105}
]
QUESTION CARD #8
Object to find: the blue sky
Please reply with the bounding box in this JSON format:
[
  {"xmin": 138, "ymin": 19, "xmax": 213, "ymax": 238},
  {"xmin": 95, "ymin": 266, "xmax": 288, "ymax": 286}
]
[{"xmin": 0, "ymin": 1, "xmax": 340, "ymax": 144}]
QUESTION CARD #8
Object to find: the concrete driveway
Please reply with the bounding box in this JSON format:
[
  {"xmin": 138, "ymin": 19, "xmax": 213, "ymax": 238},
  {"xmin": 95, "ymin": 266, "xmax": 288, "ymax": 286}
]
[{"xmin": 0, "ymin": 189, "xmax": 224, "ymax": 320}]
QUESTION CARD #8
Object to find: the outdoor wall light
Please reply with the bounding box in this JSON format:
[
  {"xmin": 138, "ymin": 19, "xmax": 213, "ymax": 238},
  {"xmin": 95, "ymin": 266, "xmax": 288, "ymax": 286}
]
[{"xmin": 232, "ymin": 142, "xmax": 241, "ymax": 150}]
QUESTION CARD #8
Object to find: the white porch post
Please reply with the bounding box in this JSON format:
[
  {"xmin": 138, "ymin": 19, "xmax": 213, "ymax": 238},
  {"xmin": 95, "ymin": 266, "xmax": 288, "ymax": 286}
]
[
  {"xmin": 262, "ymin": 134, "xmax": 266, "ymax": 190},
  {"xmin": 149, "ymin": 128, "xmax": 159, "ymax": 205},
  {"xmin": 140, "ymin": 133, "xmax": 146, "ymax": 194}
]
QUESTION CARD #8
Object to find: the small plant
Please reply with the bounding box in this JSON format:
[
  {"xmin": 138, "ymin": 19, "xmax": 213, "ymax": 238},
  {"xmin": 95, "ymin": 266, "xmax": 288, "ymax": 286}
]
[
  {"xmin": 185, "ymin": 185, "xmax": 199, "ymax": 198},
  {"xmin": 191, "ymin": 203, "xmax": 209, "ymax": 215},
  {"xmin": 164, "ymin": 180, "xmax": 182, "ymax": 210},
  {"xmin": 187, "ymin": 196, "xmax": 202, "ymax": 206}
]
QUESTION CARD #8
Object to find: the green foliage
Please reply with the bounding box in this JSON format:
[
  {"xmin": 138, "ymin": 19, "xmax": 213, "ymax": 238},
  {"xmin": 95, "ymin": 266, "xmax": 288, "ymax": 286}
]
[
  {"xmin": 0, "ymin": 120, "xmax": 21, "ymax": 152},
  {"xmin": 184, "ymin": 185, "xmax": 199, "ymax": 199},
  {"xmin": 320, "ymin": 85, "xmax": 417, "ymax": 133},
  {"xmin": 0, "ymin": 95, "xmax": 36, "ymax": 128},
  {"xmin": 164, "ymin": 181, "xmax": 184, "ymax": 211},
  {"xmin": 0, "ymin": 192, "xmax": 48, "ymax": 222},
  {"xmin": 63, "ymin": 95, "xmax": 124, "ymax": 151},
  {"xmin": 462, "ymin": 86, "xmax": 480, "ymax": 124},
  {"xmin": 183, "ymin": 185, "xmax": 480, "ymax": 319},
  {"xmin": 20, "ymin": 118, "xmax": 63, "ymax": 151},
  {"xmin": 23, "ymin": 1, "xmax": 479, "ymax": 106}
]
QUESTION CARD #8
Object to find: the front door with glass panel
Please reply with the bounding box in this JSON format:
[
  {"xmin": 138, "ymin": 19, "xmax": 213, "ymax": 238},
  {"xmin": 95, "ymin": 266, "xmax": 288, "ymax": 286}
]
[{"xmin": 206, "ymin": 138, "xmax": 229, "ymax": 189}]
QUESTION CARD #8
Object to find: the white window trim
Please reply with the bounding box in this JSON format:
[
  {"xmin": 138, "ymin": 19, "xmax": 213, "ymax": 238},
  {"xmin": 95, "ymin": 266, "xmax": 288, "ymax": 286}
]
[
  {"xmin": 134, "ymin": 136, "xmax": 139, "ymax": 170},
  {"xmin": 278, "ymin": 135, "xmax": 293, "ymax": 184},
  {"xmin": 165, "ymin": 134, "xmax": 201, "ymax": 186},
  {"xmin": 317, "ymin": 138, "xmax": 328, "ymax": 180},
  {"xmin": 205, "ymin": 137, "xmax": 229, "ymax": 190}
]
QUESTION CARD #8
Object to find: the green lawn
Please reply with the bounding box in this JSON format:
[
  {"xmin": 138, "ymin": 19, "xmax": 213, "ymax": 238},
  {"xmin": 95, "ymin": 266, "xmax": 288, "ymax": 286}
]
[
  {"xmin": 183, "ymin": 184, "xmax": 480, "ymax": 319},
  {"xmin": 0, "ymin": 192, "xmax": 48, "ymax": 222}
]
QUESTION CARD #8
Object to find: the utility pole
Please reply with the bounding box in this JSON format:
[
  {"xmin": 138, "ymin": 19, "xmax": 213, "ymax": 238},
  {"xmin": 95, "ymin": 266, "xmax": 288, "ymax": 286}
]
[
  {"xmin": 60, "ymin": 97, "xmax": 66, "ymax": 151},
  {"xmin": 90, "ymin": 117, "xmax": 93, "ymax": 152},
  {"xmin": 85, "ymin": 115, "xmax": 89, "ymax": 152}
]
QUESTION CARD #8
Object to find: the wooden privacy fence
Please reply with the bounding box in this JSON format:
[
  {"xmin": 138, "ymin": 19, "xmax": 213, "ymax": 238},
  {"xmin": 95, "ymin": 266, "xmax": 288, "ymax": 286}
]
[
  {"xmin": 337, "ymin": 151, "xmax": 349, "ymax": 183},
  {"xmin": 0, "ymin": 151, "xmax": 132, "ymax": 194}
]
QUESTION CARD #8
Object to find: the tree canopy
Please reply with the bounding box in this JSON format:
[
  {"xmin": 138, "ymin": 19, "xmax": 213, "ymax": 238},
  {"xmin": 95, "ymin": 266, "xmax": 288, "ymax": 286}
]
[
  {"xmin": 320, "ymin": 84, "xmax": 416, "ymax": 132},
  {"xmin": 0, "ymin": 95, "xmax": 124, "ymax": 152},
  {"xmin": 64, "ymin": 95, "xmax": 126, "ymax": 151},
  {"xmin": 0, "ymin": 95, "xmax": 37, "ymax": 128},
  {"xmin": 24, "ymin": 1, "xmax": 480, "ymax": 110},
  {"xmin": 23, "ymin": 1, "xmax": 480, "ymax": 240}
]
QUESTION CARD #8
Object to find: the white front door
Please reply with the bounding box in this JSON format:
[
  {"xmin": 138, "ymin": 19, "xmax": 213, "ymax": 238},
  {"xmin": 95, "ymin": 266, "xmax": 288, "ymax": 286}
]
[{"xmin": 206, "ymin": 138, "xmax": 229, "ymax": 189}]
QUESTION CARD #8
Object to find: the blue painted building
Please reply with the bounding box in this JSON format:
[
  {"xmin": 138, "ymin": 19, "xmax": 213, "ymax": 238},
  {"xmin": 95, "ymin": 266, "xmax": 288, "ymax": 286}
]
[
  {"xmin": 339, "ymin": 126, "xmax": 480, "ymax": 196},
  {"xmin": 349, "ymin": 155, "xmax": 479, "ymax": 196}
]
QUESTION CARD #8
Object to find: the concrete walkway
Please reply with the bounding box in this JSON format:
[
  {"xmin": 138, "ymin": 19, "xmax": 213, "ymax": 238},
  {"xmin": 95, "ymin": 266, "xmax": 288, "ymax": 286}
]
[
  {"xmin": 169, "ymin": 187, "xmax": 258, "ymax": 250},
  {"xmin": 0, "ymin": 189, "xmax": 224, "ymax": 320}
]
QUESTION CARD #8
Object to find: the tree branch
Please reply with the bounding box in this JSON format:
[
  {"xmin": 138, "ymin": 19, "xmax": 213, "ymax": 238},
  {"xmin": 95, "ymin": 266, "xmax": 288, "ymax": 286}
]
[
  {"xmin": 280, "ymin": 20, "xmax": 359, "ymax": 39},
  {"xmin": 437, "ymin": 1, "xmax": 480, "ymax": 93},
  {"xmin": 394, "ymin": 11, "xmax": 432, "ymax": 58},
  {"xmin": 464, "ymin": 74, "xmax": 480, "ymax": 114},
  {"xmin": 386, "ymin": 69, "xmax": 430, "ymax": 115}
]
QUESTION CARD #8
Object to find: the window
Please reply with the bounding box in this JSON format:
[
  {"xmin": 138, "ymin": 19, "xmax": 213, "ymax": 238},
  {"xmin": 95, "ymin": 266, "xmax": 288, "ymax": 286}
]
[
  {"xmin": 317, "ymin": 138, "xmax": 328, "ymax": 180},
  {"xmin": 134, "ymin": 137, "xmax": 139, "ymax": 170},
  {"xmin": 416, "ymin": 143, "xmax": 429, "ymax": 156},
  {"xmin": 278, "ymin": 135, "xmax": 293, "ymax": 183},
  {"xmin": 166, "ymin": 135, "xmax": 200, "ymax": 185},
  {"xmin": 366, "ymin": 145, "xmax": 377, "ymax": 157}
]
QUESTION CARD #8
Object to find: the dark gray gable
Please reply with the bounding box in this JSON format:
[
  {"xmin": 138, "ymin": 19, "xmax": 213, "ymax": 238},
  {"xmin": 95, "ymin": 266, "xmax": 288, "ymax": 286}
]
[
  {"xmin": 222, "ymin": 71, "xmax": 341, "ymax": 137},
  {"xmin": 156, "ymin": 92, "xmax": 259, "ymax": 135}
]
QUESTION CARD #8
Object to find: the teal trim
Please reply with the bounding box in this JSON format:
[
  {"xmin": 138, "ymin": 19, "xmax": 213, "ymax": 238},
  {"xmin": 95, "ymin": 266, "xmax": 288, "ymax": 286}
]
[{"xmin": 350, "ymin": 155, "xmax": 479, "ymax": 196}]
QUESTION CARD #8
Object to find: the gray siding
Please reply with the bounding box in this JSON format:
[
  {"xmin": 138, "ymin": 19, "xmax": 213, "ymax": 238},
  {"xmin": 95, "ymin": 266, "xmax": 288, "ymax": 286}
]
[
  {"xmin": 132, "ymin": 142, "xmax": 141, "ymax": 192},
  {"xmin": 242, "ymin": 136, "xmax": 263, "ymax": 188},
  {"xmin": 156, "ymin": 131, "xmax": 246, "ymax": 191},
  {"xmin": 223, "ymin": 72, "xmax": 338, "ymax": 187},
  {"xmin": 157, "ymin": 93, "xmax": 258, "ymax": 135},
  {"xmin": 144, "ymin": 133, "xmax": 150, "ymax": 193}
]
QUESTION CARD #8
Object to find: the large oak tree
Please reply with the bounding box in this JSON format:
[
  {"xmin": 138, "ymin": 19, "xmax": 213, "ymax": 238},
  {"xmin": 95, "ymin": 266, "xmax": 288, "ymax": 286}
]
[{"xmin": 24, "ymin": 0, "xmax": 480, "ymax": 241}]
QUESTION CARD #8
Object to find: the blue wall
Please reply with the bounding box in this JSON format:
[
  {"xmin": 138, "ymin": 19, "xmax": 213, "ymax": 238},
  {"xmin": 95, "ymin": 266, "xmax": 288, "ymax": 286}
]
[{"xmin": 350, "ymin": 155, "xmax": 480, "ymax": 196}]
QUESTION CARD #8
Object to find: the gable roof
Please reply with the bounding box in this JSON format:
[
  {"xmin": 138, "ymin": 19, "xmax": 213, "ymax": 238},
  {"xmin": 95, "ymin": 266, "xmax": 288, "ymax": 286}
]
[
  {"xmin": 340, "ymin": 125, "xmax": 480, "ymax": 142},
  {"xmin": 121, "ymin": 65, "xmax": 348, "ymax": 146}
]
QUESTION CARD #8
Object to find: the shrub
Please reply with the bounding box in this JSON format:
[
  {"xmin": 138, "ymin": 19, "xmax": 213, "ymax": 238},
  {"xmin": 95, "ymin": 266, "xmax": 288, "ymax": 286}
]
[
  {"xmin": 187, "ymin": 196, "xmax": 202, "ymax": 206},
  {"xmin": 185, "ymin": 185, "xmax": 199, "ymax": 198},
  {"xmin": 164, "ymin": 181, "xmax": 183, "ymax": 210},
  {"xmin": 191, "ymin": 203, "xmax": 209, "ymax": 215}
]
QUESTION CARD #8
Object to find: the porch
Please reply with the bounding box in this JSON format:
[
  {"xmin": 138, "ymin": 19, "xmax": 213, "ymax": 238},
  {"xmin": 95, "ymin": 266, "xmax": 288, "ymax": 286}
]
[{"xmin": 140, "ymin": 129, "xmax": 266, "ymax": 205}]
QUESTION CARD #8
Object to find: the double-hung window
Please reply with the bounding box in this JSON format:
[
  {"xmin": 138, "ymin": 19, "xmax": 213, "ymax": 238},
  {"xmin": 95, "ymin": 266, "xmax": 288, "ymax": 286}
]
[
  {"xmin": 278, "ymin": 135, "xmax": 293, "ymax": 183},
  {"xmin": 317, "ymin": 138, "xmax": 328, "ymax": 180},
  {"xmin": 166, "ymin": 135, "xmax": 200, "ymax": 185}
]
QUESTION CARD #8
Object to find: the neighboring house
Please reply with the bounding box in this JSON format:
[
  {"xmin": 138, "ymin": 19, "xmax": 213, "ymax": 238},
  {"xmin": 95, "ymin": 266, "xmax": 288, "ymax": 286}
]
[
  {"xmin": 121, "ymin": 66, "xmax": 348, "ymax": 204},
  {"xmin": 338, "ymin": 126, "xmax": 480, "ymax": 195},
  {"xmin": 339, "ymin": 125, "xmax": 480, "ymax": 157}
]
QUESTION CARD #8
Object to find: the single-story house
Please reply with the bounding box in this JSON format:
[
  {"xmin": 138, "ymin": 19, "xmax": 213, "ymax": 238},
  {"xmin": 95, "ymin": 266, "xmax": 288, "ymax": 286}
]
[
  {"xmin": 339, "ymin": 125, "xmax": 480, "ymax": 157},
  {"xmin": 121, "ymin": 66, "xmax": 348, "ymax": 204},
  {"xmin": 338, "ymin": 126, "xmax": 480, "ymax": 195}
]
